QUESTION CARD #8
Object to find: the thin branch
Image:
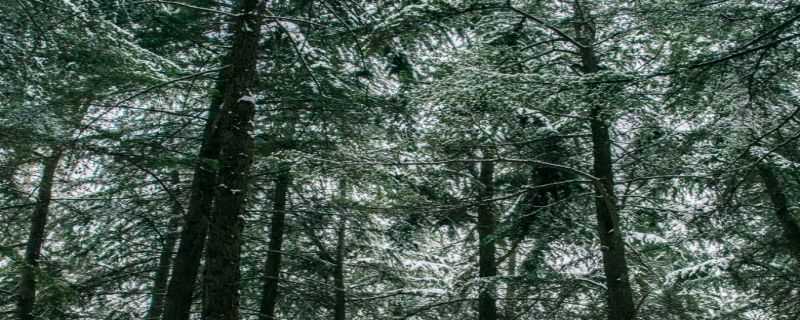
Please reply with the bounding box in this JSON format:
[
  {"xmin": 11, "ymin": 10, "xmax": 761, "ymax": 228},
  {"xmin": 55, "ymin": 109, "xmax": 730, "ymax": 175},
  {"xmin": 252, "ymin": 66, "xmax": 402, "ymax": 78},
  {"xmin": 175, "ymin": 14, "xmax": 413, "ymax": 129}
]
[
  {"xmin": 520, "ymin": 38, "xmax": 568, "ymax": 51},
  {"xmin": 306, "ymin": 155, "xmax": 599, "ymax": 181},
  {"xmin": 91, "ymin": 103, "xmax": 206, "ymax": 120},
  {"xmin": 131, "ymin": 0, "xmax": 235, "ymax": 16},
  {"xmin": 690, "ymin": 33, "xmax": 800, "ymax": 69},
  {"xmin": 131, "ymin": 1, "xmax": 324, "ymax": 26},
  {"xmin": 733, "ymin": 105, "xmax": 800, "ymax": 163},
  {"xmin": 747, "ymin": 126, "xmax": 800, "ymax": 169},
  {"xmin": 114, "ymin": 65, "xmax": 230, "ymax": 107},
  {"xmin": 268, "ymin": 8, "xmax": 324, "ymax": 94},
  {"xmin": 618, "ymin": 174, "xmax": 713, "ymax": 184},
  {"xmin": 507, "ymin": 0, "xmax": 587, "ymax": 49},
  {"xmin": 737, "ymin": 10, "xmax": 800, "ymax": 50}
]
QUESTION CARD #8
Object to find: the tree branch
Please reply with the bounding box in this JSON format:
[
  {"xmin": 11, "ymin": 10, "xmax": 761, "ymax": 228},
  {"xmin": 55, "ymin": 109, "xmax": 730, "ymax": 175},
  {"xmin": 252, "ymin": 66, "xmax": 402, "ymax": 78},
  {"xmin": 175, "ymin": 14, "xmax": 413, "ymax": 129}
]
[{"xmin": 507, "ymin": 0, "xmax": 587, "ymax": 49}]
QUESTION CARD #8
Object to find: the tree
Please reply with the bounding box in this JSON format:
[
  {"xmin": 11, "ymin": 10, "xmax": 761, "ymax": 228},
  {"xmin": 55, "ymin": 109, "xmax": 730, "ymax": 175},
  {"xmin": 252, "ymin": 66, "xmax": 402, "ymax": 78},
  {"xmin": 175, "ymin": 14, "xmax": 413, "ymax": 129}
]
[
  {"xmin": 257, "ymin": 167, "xmax": 291, "ymax": 320},
  {"xmin": 2, "ymin": 1, "xmax": 178, "ymax": 318},
  {"xmin": 4, "ymin": 1, "xmax": 800, "ymax": 320},
  {"xmin": 16, "ymin": 150, "xmax": 62, "ymax": 320},
  {"xmin": 201, "ymin": 0, "xmax": 267, "ymax": 319},
  {"xmin": 145, "ymin": 171, "xmax": 182, "ymax": 320},
  {"xmin": 569, "ymin": 2, "xmax": 637, "ymax": 319}
]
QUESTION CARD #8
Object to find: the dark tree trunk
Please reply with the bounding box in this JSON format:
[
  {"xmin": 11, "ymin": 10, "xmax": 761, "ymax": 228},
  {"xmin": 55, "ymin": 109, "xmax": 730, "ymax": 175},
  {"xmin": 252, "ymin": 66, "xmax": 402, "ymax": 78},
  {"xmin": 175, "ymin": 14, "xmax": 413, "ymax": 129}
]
[
  {"xmin": 258, "ymin": 169, "xmax": 292, "ymax": 320},
  {"xmin": 477, "ymin": 156, "xmax": 497, "ymax": 320},
  {"xmin": 333, "ymin": 216, "xmax": 347, "ymax": 320},
  {"xmin": 589, "ymin": 111, "xmax": 636, "ymax": 320},
  {"xmin": 504, "ymin": 246, "xmax": 517, "ymax": 320},
  {"xmin": 16, "ymin": 150, "xmax": 62, "ymax": 320},
  {"xmin": 146, "ymin": 172, "xmax": 183, "ymax": 320},
  {"xmin": 162, "ymin": 82, "xmax": 224, "ymax": 320},
  {"xmin": 202, "ymin": 0, "xmax": 266, "ymax": 318},
  {"xmin": 759, "ymin": 165, "xmax": 800, "ymax": 262},
  {"xmin": 574, "ymin": 3, "xmax": 636, "ymax": 320}
]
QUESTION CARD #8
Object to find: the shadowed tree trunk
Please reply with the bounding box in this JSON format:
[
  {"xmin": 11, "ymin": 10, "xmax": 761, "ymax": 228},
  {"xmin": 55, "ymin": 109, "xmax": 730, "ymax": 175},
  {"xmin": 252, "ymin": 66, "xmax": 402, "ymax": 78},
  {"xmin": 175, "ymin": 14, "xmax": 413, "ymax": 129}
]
[
  {"xmin": 333, "ymin": 214, "xmax": 347, "ymax": 320},
  {"xmin": 258, "ymin": 169, "xmax": 291, "ymax": 320},
  {"xmin": 146, "ymin": 172, "xmax": 184, "ymax": 320},
  {"xmin": 589, "ymin": 104, "xmax": 636, "ymax": 320},
  {"xmin": 162, "ymin": 83, "xmax": 224, "ymax": 320},
  {"xmin": 202, "ymin": 0, "xmax": 266, "ymax": 318},
  {"xmin": 758, "ymin": 165, "xmax": 800, "ymax": 262},
  {"xmin": 477, "ymin": 154, "xmax": 497, "ymax": 320},
  {"xmin": 573, "ymin": 2, "xmax": 636, "ymax": 320},
  {"xmin": 504, "ymin": 246, "xmax": 517, "ymax": 320},
  {"xmin": 15, "ymin": 150, "xmax": 63, "ymax": 320}
]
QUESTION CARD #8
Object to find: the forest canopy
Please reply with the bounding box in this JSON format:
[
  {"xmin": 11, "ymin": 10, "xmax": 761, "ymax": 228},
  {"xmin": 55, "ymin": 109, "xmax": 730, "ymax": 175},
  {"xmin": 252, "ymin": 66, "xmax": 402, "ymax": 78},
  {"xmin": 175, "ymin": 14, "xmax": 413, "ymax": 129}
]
[{"xmin": 2, "ymin": 1, "xmax": 800, "ymax": 320}]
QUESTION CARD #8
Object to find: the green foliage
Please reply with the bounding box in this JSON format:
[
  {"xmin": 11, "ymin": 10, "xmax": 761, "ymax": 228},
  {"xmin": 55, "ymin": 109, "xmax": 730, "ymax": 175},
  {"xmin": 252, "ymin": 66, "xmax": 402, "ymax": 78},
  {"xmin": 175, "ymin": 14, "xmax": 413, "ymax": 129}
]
[{"xmin": 3, "ymin": 1, "xmax": 800, "ymax": 320}]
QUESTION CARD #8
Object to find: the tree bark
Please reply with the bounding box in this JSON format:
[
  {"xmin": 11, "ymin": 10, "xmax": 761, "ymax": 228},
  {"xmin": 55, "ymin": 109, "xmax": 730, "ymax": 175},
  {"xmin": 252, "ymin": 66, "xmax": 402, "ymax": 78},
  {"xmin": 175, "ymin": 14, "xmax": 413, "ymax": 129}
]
[
  {"xmin": 162, "ymin": 81, "xmax": 224, "ymax": 320},
  {"xmin": 146, "ymin": 172, "xmax": 183, "ymax": 320},
  {"xmin": 504, "ymin": 246, "xmax": 517, "ymax": 320},
  {"xmin": 202, "ymin": 0, "xmax": 266, "ymax": 318},
  {"xmin": 477, "ymin": 156, "xmax": 497, "ymax": 320},
  {"xmin": 758, "ymin": 165, "xmax": 800, "ymax": 262},
  {"xmin": 589, "ymin": 109, "xmax": 636, "ymax": 320},
  {"xmin": 573, "ymin": 3, "xmax": 636, "ymax": 320},
  {"xmin": 333, "ymin": 215, "xmax": 347, "ymax": 320},
  {"xmin": 258, "ymin": 169, "xmax": 291, "ymax": 320},
  {"xmin": 15, "ymin": 149, "xmax": 62, "ymax": 320}
]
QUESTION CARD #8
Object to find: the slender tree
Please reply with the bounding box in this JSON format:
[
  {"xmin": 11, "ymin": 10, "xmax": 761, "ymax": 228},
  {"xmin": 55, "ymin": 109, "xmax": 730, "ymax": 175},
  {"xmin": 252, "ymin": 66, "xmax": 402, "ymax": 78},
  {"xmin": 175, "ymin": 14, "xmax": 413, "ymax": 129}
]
[
  {"xmin": 258, "ymin": 168, "xmax": 291, "ymax": 320},
  {"xmin": 477, "ymin": 152, "xmax": 497, "ymax": 320},
  {"xmin": 162, "ymin": 86, "xmax": 223, "ymax": 320},
  {"xmin": 504, "ymin": 246, "xmax": 518, "ymax": 320},
  {"xmin": 15, "ymin": 149, "xmax": 63, "ymax": 320},
  {"xmin": 333, "ymin": 213, "xmax": 347, "ymax": 320},
  {"xmin": 146, "ymin": 172, "xmax": 183, "ymax": 320},
  {"xmin": 572, "ymin": 2, "xmax": 636, "ymax": 320}
]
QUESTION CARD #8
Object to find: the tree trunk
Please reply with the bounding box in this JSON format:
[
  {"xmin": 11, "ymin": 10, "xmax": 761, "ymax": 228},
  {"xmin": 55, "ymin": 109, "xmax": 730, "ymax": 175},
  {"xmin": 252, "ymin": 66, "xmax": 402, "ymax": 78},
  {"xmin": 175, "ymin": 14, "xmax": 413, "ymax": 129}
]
[
  {"xmin": 16, "ymin": 149, "xmax": 62, "ymax": 320},
  {"xmin": 146, "ymin": 172, "xmax": 183, "ymax": 320},
  {"xmin": 504, "ymin": 246, "xmax": 517, "ymax": 320},
  {"xmin": 758, "ymin": 165, "xmax": 800, "ymax": 262},
  {"xmin": 477, "ymin": 156, "xmax": 497, "ymax": 320},
  {"xmin": 162, "ymin": 81, "xmax": 224, "ymax": 320},
  {"xmin": 258, "ymin": 169, "xmax": 291, "ymax": 320},
  {"xmin": 574, "ymin": 3, "xmax": 636, "ymax": 320},
  {"xmin": 202, "ymin": 0, "xmax": 266, "ymax": 318},
  {"xmin": 589, "ymin": 110, "xmax": 636, "ymax": 320},
  {"xmin": 333, "ymin": 215, "xmax": 347, "ymax": 320}
]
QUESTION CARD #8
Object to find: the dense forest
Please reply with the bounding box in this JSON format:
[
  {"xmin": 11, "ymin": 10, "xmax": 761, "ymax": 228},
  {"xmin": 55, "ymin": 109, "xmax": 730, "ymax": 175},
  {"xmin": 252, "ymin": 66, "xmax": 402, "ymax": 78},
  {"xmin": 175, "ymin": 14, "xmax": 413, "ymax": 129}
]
[{"xmin": 2, "ymin": 1, "xmax": 800, "ymax": 320}]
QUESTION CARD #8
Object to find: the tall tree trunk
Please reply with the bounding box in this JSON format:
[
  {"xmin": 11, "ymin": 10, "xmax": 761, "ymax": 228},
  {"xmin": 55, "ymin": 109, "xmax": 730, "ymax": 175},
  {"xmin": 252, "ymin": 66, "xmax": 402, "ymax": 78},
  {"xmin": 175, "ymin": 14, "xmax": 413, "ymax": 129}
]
[
  {"xmin": 15, "ymin": 149, "xmax": 62, "ymax": 320},
  {"xmin": 574, "ymin": 3, "xmax": 636, "ymax": 320},
  {"xmin": 146, "ymin": 172, "xmax": 183, "ymax": 320},
  {"xmin": 162, "ymin": 82, "xmax": 224, "ymax": 320},
  {"xmin": 589, "ymin": 107, "xmax": 635, "ymax": 320},
  {"xmin": 333, "ymin": 215, "xmax": 347, "ymax": 320},
  {"xmin": 202, "ymin": 0, "xmax": 266, "ymax": 318},
  {"xmin": 258, "ymin": 169, "xmax": 291, "ymax": 320},
  {"xmin": 758, "ymin": 165, "xmax": 800, "ymax": 262},
  {"xmin": 504, "ymin": 246, "xmax": 517, "ymax": 320},
  {"xmin": 477, "ymin": 156, "xmax": 497, "ymax": 320}
]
